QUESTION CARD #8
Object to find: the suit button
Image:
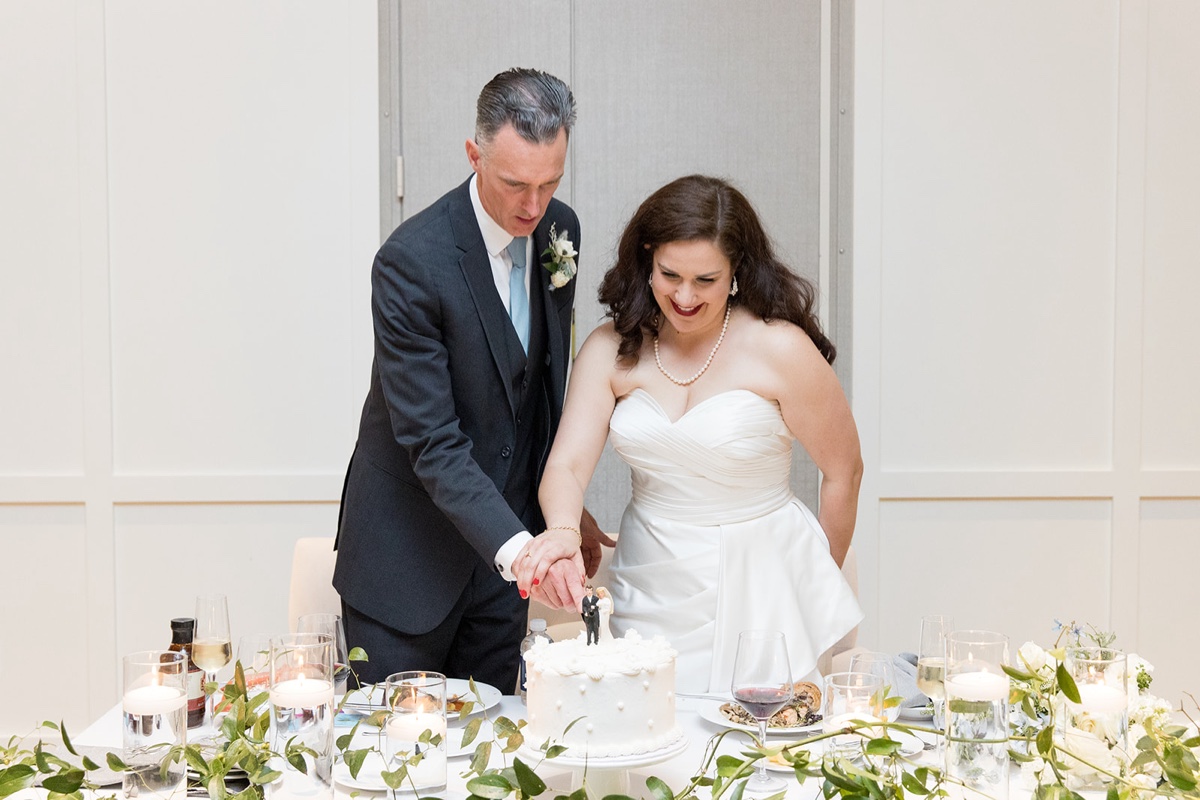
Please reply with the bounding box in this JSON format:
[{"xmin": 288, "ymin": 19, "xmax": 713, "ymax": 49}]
[
  {"xmin": 501, "ymin": 446, "xmax": 512, "ymax": 458},
  {"xmin": 521, "ymin": 378, "xmax": 529, "ymax": 390}
]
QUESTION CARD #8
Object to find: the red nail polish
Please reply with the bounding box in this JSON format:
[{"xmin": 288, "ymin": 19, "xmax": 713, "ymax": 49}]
[
  {"xmin": 520, "ymin": 590, "xmax": 528, "ymax": 599},
  {"xmin": 533, "ymin": 578, "xmax": 540, "ymax": 586}
]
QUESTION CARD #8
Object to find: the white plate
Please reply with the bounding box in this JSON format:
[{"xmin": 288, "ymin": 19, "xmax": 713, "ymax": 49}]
[
  {"xmin": 696, "ymin": 700, "xmax": 822, "ymax": 736},
  {"xmin": 340, "ymin": 678, "xmax": 502, "ymax": 720},
  {"xmin": 333, "ymin": 751, "xmax": 389, "ymax": 792},
  {"xmin": 763, "ymin": 731, "xmax": 923, "ymax": 770},
  {"xmin": 517, "ymin": 733, "xmax": 688, "ymax": 769},
  {"xmin": 897, "ymin": 705, "xmax": 933, "ymax": 720}
]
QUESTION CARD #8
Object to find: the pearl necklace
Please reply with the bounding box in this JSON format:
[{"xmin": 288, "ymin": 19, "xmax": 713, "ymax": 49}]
[{"xmin": 653, "ymin": 305, "xmax": 731, "ymax": 386}]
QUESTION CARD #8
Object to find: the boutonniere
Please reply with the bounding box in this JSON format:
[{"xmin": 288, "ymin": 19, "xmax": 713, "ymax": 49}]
[{"xmin": 541, "ymin": 223, "xmax": 577, "ymax": 290}]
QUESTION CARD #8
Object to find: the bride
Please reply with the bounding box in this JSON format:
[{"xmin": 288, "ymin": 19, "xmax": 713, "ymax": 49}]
[{"xmin": 516, "ymin": 175, "xmax": 863, "ymax": 692}]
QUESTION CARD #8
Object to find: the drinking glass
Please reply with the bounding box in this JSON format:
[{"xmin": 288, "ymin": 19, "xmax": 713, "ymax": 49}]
[
  {"xmin": 194, "ymin": 594, "xmax": 232, "ymax": 721},
  {"xmin": 917, "ymin": 614, "xmax": 953, "ymax": 729},
  {"xmin": 296, "ymin": 613, "xmax": 349, "ymax": 694},
  {"xmin": 730, "ymin": 630, "xmax": 793, "ymax": 794},
  {"xmin": 849, "ymin": 652, "xmax": 900, "ymax": 723},
  {"xmin": 122, "ymin": 650, "xmax": 188, "ymax": 799},
  {"xmin": 268, "ymin": 633, "xmax": 335, "ymax": 800},
  {"xmin": 822, "ymin": 672, "xmax": 884, "ymax": 760},
  {"xmin": 1062, "ymin": 647, "xmax": 1128, "ymax": 789},
  {"xmin": 944, "ymin": 630, "xmax": 1010, "ymax": 800},
  {"xmin": 235, "ymin": 634, "xmax": 275, "ymax": 695},
  {"xmin": 384, "ymin": 671, "xmax": 448, "ymax": 793}
]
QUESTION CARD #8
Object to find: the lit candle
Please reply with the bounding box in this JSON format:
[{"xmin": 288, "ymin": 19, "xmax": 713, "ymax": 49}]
[
  {"xmin": 944, "ymin": 671, "xmax": 1008, "ymax": 702},
  {"xmin": 1073, "ymin": 683, "xmax": 1127, "ymax": 715},
  {"xmin": 822, "ymin": 711, "xmax": 882, "ymax": 733},
  {"xmin": 270, "ymin": 677, "xmax": 334, "ymax": 710},
  {"xmin": 123, "ymin": 684, "xmax": 186, "ymax": 716},
  {"xmin": 386, "ymin": 713, "xmax": 447, "ymax": 788}
]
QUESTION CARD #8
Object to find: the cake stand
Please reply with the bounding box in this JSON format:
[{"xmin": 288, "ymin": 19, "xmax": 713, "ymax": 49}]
[{"xmin": 519, "ymin": 734, "xmax": 689, "ymax": 797}]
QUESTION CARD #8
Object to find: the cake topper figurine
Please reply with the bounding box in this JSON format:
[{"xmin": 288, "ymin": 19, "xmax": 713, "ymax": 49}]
[
  {"xmin": 581, "ymin": 586, "xmax": 601, "ymax": 645},
  {"xmin": 581, "ymin": 586, "xmax": 615, "ymax": 645}
]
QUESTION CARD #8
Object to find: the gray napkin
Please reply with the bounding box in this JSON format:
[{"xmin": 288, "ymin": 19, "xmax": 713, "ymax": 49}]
[{"xmin": 896, "ymin": 652, "xmax": 929, "ymax": 708}]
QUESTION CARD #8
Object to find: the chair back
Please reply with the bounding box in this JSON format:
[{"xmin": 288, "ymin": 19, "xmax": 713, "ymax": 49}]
[{"xmin": 288, "ymin": 537, "xmax": 340, "ymax": 631}]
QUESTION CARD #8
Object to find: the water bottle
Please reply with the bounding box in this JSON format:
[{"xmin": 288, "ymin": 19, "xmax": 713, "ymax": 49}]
[{"xmin": 519, "ymin": 618, "xmax": 552, "ymax": 701}]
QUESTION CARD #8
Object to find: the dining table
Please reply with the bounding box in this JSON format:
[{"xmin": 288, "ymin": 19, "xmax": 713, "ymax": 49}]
[{"xmin": 61, "ymin": 693, "xmax": 971, "ymax": 800}]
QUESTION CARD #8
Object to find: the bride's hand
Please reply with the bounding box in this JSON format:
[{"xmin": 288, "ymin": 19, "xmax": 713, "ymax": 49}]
[
  {"xmin": 515, "ymin": 529, "xmax": 585, "ymax": 603},
  {"xmin": 529, "ymin": 559, "xmax": 587, "ymax": 611}
]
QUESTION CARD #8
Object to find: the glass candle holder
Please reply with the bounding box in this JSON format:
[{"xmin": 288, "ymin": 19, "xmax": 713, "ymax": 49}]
[
  {"xmin": 122, "ymin": 650, "xmax": 188, "ymax": 799},
  {"xmin": 267, "ymin": 633, "xmax": 335, "ymax": 800},
  {"xmin": 383, "ymin": 671, "xmax": 448, "ymax": 793},
  {"xmin": 822, "ymin": 671, "xmax": 884, "ymax": 760},
  {"xmin": 944, "ymin": 630, "xmax": 1010, "ymax": 800},
  {"xmin": 1061, "ymin": 647, "xmax": 1128, "ymax": 788}
]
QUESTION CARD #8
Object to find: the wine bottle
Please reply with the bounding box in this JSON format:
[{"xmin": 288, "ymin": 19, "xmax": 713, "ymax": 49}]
[{"xmin": 170, "ymin": 617, "xmax": 206, "ymax": 728}]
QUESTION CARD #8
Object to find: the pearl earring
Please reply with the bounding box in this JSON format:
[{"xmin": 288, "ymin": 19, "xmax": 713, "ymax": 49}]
[
  {"xmin": 648, "ymin": 274, "xmax": 653, "ymax": 287},
  {"xmin": 730, "ymin": 276, "xmax": 739, "ymax": 297}
]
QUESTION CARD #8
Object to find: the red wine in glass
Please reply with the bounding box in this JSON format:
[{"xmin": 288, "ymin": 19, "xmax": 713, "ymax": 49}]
[{"xmin": 733, "ymin": 686, "xmax": 791, "ymax": 720}]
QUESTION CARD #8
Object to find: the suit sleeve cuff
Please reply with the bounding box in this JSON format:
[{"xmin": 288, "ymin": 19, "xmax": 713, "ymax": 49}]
[{"xmin": 494, "ymin": 531, "xmax": 534, "ymax": 582}]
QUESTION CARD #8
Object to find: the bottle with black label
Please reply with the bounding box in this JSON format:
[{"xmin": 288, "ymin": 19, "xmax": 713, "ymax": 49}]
[{"xmin": 170, "ymin": 617, "xmax": 206, "ymax": 728}]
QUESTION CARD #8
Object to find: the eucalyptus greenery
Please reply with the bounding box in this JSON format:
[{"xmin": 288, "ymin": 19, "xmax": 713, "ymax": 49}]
[{"xmin": 4, "ymin": 635, "xmax": 1198, "ymax": 800}]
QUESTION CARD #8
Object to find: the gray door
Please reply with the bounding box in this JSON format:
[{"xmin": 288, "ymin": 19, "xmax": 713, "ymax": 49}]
[{"xmin": 381, "ymin": 0, "xmax": 829, "ymax": 529}]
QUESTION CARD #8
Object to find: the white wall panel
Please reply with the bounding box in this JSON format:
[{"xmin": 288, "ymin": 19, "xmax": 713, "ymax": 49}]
[
  {"xmin": 878, "ymin": 2, "xmax": 1118, "ymax": 471},
  {"xmin": 0, "ymin": 2, "xmax": 86, "ymax": 475},
  {"xmin": 1140, "ymin": 1, "xmax": 1200, "ymax": 469},
  {"xmin": 113, "ymin": 503, "xmax": 341, "ymax": 681},
  {"xmin": 0, "ymin": 505, "xmax": 89, "ymax": 733},
  {"xmin": 876, "ymin": 499, "xmax": 1111, "ymax": 656},
  {"xmin": 105, "ymin": 2, "xmax": 368, "ymax": 474},
  {"xmin": 1138, "ymin": 500, "xmax": 1200, "ymax": 707}
]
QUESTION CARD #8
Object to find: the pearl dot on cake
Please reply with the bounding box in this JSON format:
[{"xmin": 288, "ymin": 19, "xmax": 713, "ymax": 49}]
[
  {"xmin": 579, "ymin": 684, "xmax": 587, "ymax": 694},
  {"xmin": 586, "ymin": 723, "xmax": 594, "ymax": 733},
  {"xmin": 643, "ymin": 681, "xmax": 650, "ymax": 689},
  {"xmin": 617, "ymin": 701, "xmax": 624, "ymax": 711}
]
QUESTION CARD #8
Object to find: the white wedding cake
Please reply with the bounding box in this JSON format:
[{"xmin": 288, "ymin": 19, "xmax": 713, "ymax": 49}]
[{"xmin": 523, "ymin": 629, "xmax": 682, "ymax": 758}]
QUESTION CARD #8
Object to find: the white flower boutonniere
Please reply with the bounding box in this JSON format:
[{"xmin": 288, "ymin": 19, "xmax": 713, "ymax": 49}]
[{"xmin": 541, "ymin": 223, "xmax": 577, "ymax": 290}]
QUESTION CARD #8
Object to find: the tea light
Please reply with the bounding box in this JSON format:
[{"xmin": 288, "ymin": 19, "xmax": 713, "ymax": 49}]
[
  {"xmin": 944, "ymin": 671, "xmax": 1008, "ymax": 702},
  {"xmin": 270, "ymin": 677, "xmax": 334, "ymax": 710},
  {"xmin": 823, "ymin": 711, "xmax": 882, "ymax": 733},
  {"xmin": 1074, "ymin": 683, "xmax": 1127, "ymax": 714},
  {"xmin": 386, "ymin": 712, "xmax": 448, "ymax": 744},
  {"xmin": 123, "ymin": 684, "xmax": 186, "ymax": 716}
]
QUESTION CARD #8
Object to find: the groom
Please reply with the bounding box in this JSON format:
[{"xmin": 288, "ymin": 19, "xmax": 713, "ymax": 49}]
[{"xmin": 334, "ymin": 69, "xmax": 593, "ymax": 690}]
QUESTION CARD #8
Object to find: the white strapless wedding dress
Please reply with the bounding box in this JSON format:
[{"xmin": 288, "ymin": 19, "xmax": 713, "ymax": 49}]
[{"xmin": 606, "ymin": 388, "xmax": 863, "ymax": 693}]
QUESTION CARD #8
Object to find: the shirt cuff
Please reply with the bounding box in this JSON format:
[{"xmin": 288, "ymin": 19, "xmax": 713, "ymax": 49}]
[{"xmin": 494, "ymin": 530, "xmax": 533, "ymax": 582}]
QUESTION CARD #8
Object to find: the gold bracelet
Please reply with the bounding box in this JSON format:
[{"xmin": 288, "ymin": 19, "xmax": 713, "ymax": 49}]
[{"xmin": 545, "ymin": 525, "xmax": 582, "ymax": 547}]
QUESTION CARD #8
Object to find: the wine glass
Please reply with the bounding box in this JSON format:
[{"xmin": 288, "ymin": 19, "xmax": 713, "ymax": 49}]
[
  {"xmin": 849, "ymin": 651, "xmax": 900, "ymax": 723},
  {"xmin": 194, "ymin": 594, "xmax": 232, "ymax": 721},
  {"xmin": 296, "ymin": 613, "xmax": 349, "ymax": 694},
  {"xmin": 730, "ymin": 630, "xmax": 793, "ymax": 795},
  {"xmin": 918, "ymin": 614, "xmax": 953, "ymax": 730},
  {"xmin": 235, "ymin": 634, "xmax": 275, "ymax": 695}
]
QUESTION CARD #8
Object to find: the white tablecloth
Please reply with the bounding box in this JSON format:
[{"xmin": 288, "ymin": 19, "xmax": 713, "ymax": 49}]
[{"xmin": 73, "ymin": 696, "xmax": 943, "ymax": 799}]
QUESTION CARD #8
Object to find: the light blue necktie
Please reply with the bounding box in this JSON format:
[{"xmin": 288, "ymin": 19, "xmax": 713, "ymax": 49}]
[{"xmin": 507, "ymin": 237, "xmax": 530, "ymax": 354}]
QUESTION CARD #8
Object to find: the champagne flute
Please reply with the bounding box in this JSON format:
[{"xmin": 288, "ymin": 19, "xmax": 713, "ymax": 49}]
[
  {"xmin": 194, "ymin": 594, "xmax": 232, "ymax": 721},
  {"xmin": 849, "ymin": 651, "xmax": 900, "ymax": 723},
  {"xmin": 731, "ymin": 630, "xmax": 793, "ymax": 794},
  {"xmin": 918, "ymin": 614, "xmax": 953, "ymax": 730},
  {"xmin": 296, "ymin": 613, "xmax": 349, "ymax": 694}
]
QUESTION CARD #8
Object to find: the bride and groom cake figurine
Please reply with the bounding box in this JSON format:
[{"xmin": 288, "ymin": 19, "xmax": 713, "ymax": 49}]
[{"xmin": 579, "ymin": 586, "xmax": 613, "ymax": 645}]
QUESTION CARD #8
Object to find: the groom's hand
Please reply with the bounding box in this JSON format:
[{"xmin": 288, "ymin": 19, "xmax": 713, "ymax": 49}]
[
  {"xmin": 579, "ymin": 508, "xmax": 615, "ymax": 578},
  {"xmin": 529, "ymin": 559, "xmax": 587, "ymax": 611}
]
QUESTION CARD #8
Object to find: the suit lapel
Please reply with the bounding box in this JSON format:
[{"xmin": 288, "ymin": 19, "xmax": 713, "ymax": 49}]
[
  {"xmin": 448, "ymin": 180, "xmax": 522, "ymax": 416},
  {"xmin": 532, "ymin": 214, "xmax": 569, "ymax": 412}
]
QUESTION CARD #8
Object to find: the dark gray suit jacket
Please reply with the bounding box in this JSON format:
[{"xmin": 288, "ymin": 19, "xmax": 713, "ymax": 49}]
[{"xmin": 334, "ymin": 178, "xmax": 579, "ymax": 634}]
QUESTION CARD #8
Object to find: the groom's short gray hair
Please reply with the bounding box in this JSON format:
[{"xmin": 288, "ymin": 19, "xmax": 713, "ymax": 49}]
[{"xmin": 476, "ymin": 68, "xmax": 576, "ymax": 146}]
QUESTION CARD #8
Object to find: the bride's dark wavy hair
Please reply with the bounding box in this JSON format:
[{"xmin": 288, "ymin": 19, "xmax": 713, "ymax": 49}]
[{"xmin": 598, "ymin": 174, "xmax": 836, "ymax": 366}]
